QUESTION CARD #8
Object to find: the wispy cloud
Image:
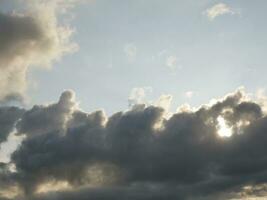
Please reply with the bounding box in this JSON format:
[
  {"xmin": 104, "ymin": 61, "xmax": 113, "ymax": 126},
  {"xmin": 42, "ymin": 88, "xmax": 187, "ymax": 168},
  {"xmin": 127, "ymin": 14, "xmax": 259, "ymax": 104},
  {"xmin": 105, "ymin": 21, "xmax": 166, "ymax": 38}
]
[
  {"xmin": 185, "ymin": 91, "xmax": 194, "ymax": 99},
  {"xmin": 128, "ymin": 87, "xmax": 153, "ymax": 106},
  {"xmin": 124, "ymin": 43, "xmax": 137, "ymax": 62},
  {"xmin": 204, "ymin": 3, "xmax": 235, "ymax": 20},
  {"xmin": 166, "ymin": 55, "xmax": 182, "ymax": 71}
]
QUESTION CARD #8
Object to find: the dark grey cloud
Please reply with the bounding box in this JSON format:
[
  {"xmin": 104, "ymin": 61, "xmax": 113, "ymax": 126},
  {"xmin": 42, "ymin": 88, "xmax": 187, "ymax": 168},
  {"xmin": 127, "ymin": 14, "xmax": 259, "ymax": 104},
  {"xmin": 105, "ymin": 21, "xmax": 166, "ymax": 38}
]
[
  {"xmin": 1, "ymin": 89, "xmax": 267, "ymax": 199},
  {"xmin": 0, "ymin": 93, "xmax": 25, "ymax": 106},
  {"xmin": 0, "ymin": 107, "xmax": 24, "ymax": 143},
  {"xmin": 17, "ymin": 91, "xmax": 76, "ymax": 137}
]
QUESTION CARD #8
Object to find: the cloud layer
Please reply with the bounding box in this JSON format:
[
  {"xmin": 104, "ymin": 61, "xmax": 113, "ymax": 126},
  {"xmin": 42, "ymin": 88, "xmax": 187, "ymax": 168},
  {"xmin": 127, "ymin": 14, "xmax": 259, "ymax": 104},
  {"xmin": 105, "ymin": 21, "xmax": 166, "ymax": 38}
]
[
  {"xmin": 1, "ymin": 89, "xmax": 267, "ymax": 199},
  {"xmin": 0, "ymin": 0, "xmax": 77, "ymax": 102}
]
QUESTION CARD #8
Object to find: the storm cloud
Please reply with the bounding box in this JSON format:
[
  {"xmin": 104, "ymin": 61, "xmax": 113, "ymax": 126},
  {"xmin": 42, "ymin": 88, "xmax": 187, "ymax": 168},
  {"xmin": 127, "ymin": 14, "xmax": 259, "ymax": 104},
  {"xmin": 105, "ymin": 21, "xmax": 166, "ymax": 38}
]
[{"xmin": 0, "ymin": 89, "xmax": 267, "ymax": 199}]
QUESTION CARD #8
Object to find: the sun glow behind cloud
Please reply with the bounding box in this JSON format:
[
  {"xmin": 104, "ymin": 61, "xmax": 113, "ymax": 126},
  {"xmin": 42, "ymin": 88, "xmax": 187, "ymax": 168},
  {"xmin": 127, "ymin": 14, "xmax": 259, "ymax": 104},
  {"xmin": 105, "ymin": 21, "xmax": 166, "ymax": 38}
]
[{"xmin": 217, "ymin": 116, "xmax": 233, "ymax": 137}]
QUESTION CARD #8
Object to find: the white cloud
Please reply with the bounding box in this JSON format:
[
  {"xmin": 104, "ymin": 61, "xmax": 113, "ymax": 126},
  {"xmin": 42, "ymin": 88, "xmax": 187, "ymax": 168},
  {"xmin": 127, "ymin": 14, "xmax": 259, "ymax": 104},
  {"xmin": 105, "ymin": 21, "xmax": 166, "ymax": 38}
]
[
  {"xmin": 155, "ymin": 94, "xmax": 173, "ymax": 112},
  {"xmin": 124, "ymin": 43, "xmax": 137, "ymax": 61},
  {"xmin": 166, "ymin": 55, "xmax": 181, "ymax": 70},
  {"xmin": 185, "ymin": 91, "xmax": 194, "ymax": 99},
  {"xmin": 128, "ymin": 88, "xmax": 173, "ymax": 114},
  {"xmin": 128, "ymin": 87, "xmax": 153, "ymax": 106},
  {"xmin": 204, "ymin": 3, "xmax": 235, "ymax": 20},
  {"xmin": 255, "ymin": 88, "xmax": 267, "ymax": 114},
  {"xmin": 177, "ymin": 103, "xmax": 193, "ymax": 113}
]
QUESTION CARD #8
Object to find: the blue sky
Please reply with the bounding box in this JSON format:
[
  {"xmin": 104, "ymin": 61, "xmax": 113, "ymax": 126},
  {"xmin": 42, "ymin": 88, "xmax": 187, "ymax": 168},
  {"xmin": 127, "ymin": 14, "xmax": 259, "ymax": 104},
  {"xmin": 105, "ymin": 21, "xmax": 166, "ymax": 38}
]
[
  {"xmin": 4, "ymin": 0, "xmax": 267, "ymax": 114},
  {"xmin": 17, "ymin": 0, "xmax": 267, "ymax": 113}
]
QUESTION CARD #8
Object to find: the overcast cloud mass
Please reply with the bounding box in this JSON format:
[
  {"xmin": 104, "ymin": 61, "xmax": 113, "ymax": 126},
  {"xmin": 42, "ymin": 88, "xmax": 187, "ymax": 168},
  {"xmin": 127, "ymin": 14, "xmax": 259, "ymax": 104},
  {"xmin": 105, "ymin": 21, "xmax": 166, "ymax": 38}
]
[
  {"xmin": 2, "ymin": 88, "xmax": 267, "ymax": 200},
  {"xmin": 1, "ymin": 0, "xmax": 267, "ymax": 200}
]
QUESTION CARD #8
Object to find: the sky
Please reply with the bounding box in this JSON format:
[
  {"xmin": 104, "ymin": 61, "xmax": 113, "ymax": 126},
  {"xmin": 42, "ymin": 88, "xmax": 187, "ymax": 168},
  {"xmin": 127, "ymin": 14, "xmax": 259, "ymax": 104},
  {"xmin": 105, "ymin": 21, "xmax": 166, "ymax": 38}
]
[
  {"xmin": 2, "ymin": 0, "xmax": 267, "ymax": 113},
  {"xmin": 1, "ymin": 0, "xmax": 267, "ymax": 200}
]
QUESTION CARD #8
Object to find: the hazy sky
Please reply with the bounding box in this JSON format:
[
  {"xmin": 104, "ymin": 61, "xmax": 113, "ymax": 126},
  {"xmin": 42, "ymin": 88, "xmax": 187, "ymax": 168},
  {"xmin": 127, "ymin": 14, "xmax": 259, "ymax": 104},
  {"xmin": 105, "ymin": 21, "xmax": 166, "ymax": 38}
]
[{"xmin": 2, "ymin": 1, "xmax": 267, "ymax": 200}]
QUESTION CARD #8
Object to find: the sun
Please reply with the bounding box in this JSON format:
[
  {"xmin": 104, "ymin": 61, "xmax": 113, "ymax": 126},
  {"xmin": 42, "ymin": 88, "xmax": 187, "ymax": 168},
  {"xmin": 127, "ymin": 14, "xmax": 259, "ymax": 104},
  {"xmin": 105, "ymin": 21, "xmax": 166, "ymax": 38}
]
[{"xmin": 217, "ymin": 116, "xmax": 233, "ymax": 137}]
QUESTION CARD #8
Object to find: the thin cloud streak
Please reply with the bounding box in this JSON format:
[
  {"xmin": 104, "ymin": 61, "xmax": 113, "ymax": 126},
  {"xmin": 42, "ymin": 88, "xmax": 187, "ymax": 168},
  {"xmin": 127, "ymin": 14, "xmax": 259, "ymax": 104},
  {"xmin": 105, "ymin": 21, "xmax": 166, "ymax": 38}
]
[{"xmin": 204, "ymin": 3, "xmax": 235, "ymax": 20}]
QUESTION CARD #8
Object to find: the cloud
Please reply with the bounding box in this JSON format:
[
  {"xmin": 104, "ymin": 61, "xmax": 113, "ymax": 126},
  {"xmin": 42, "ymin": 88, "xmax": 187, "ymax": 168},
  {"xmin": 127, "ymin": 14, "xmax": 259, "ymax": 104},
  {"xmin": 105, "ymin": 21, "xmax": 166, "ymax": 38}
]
[
  {"xmin": 185, "ymin": 91, "xmax": 194, "ymax": 99},
  {"xmin": 0, "ymin": 107, "xmax": 24, "ymax": 144},
  {"xmin": 128, "ymin": 87, "xmax": 153, "ymax": 107},
  {"xmin": 166, "ymin": 55, "xmax": 178, "ymax": 70},
  {"xmin": 155, "ymin": 94, "xmax": 173, "ymax": 112},
  {"xmin": 0, "ymin": 0, "xmax": 78, "ymax": 102},
  {"xmin": 16, "ymin": 90, "xmax": 77, "ymax": 137},
  {"xmin": 204, "ymin": 3, "xmax": 235, "ymax": 20},
  {"xmin": 1, "ymin": 88, "xmax": 267, "ymax": 199},
  {"xmin": 124, "ymin": 43, "xmax": 137, "ymax": 62}
]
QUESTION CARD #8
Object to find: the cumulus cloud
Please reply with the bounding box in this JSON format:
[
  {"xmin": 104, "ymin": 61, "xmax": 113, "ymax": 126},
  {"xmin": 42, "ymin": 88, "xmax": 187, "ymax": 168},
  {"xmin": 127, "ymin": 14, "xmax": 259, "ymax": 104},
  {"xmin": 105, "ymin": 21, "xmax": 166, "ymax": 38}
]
[
  {"xmin": 204, "ymin": 3, "xmax": 235, "ymax": 20},
  {"xmin": 1, "ymin": 88, "xmax": 267, "ymax": 199},
  {"xmin": 17, "ymin": 90, "xmax": 77, "ymax": 137},
  {"xmin": 0, "ymin": 0, "xmax": 78, "ymax": 102}
]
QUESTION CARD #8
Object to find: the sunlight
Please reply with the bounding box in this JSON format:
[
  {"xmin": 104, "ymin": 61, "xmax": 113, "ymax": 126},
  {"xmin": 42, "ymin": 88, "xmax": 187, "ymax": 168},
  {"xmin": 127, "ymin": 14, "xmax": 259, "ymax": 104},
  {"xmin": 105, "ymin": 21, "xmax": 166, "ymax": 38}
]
[
  {"xmin": 217, "ymin": 116, "xmax": 233, "ymax": 137},
  {"xmin": 36, "ymin": 181, "xmax": 71, "ymax": 194},
  {"xmin": 0, "ymin": 185, "xmax": 22, "ymax": 199}
]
